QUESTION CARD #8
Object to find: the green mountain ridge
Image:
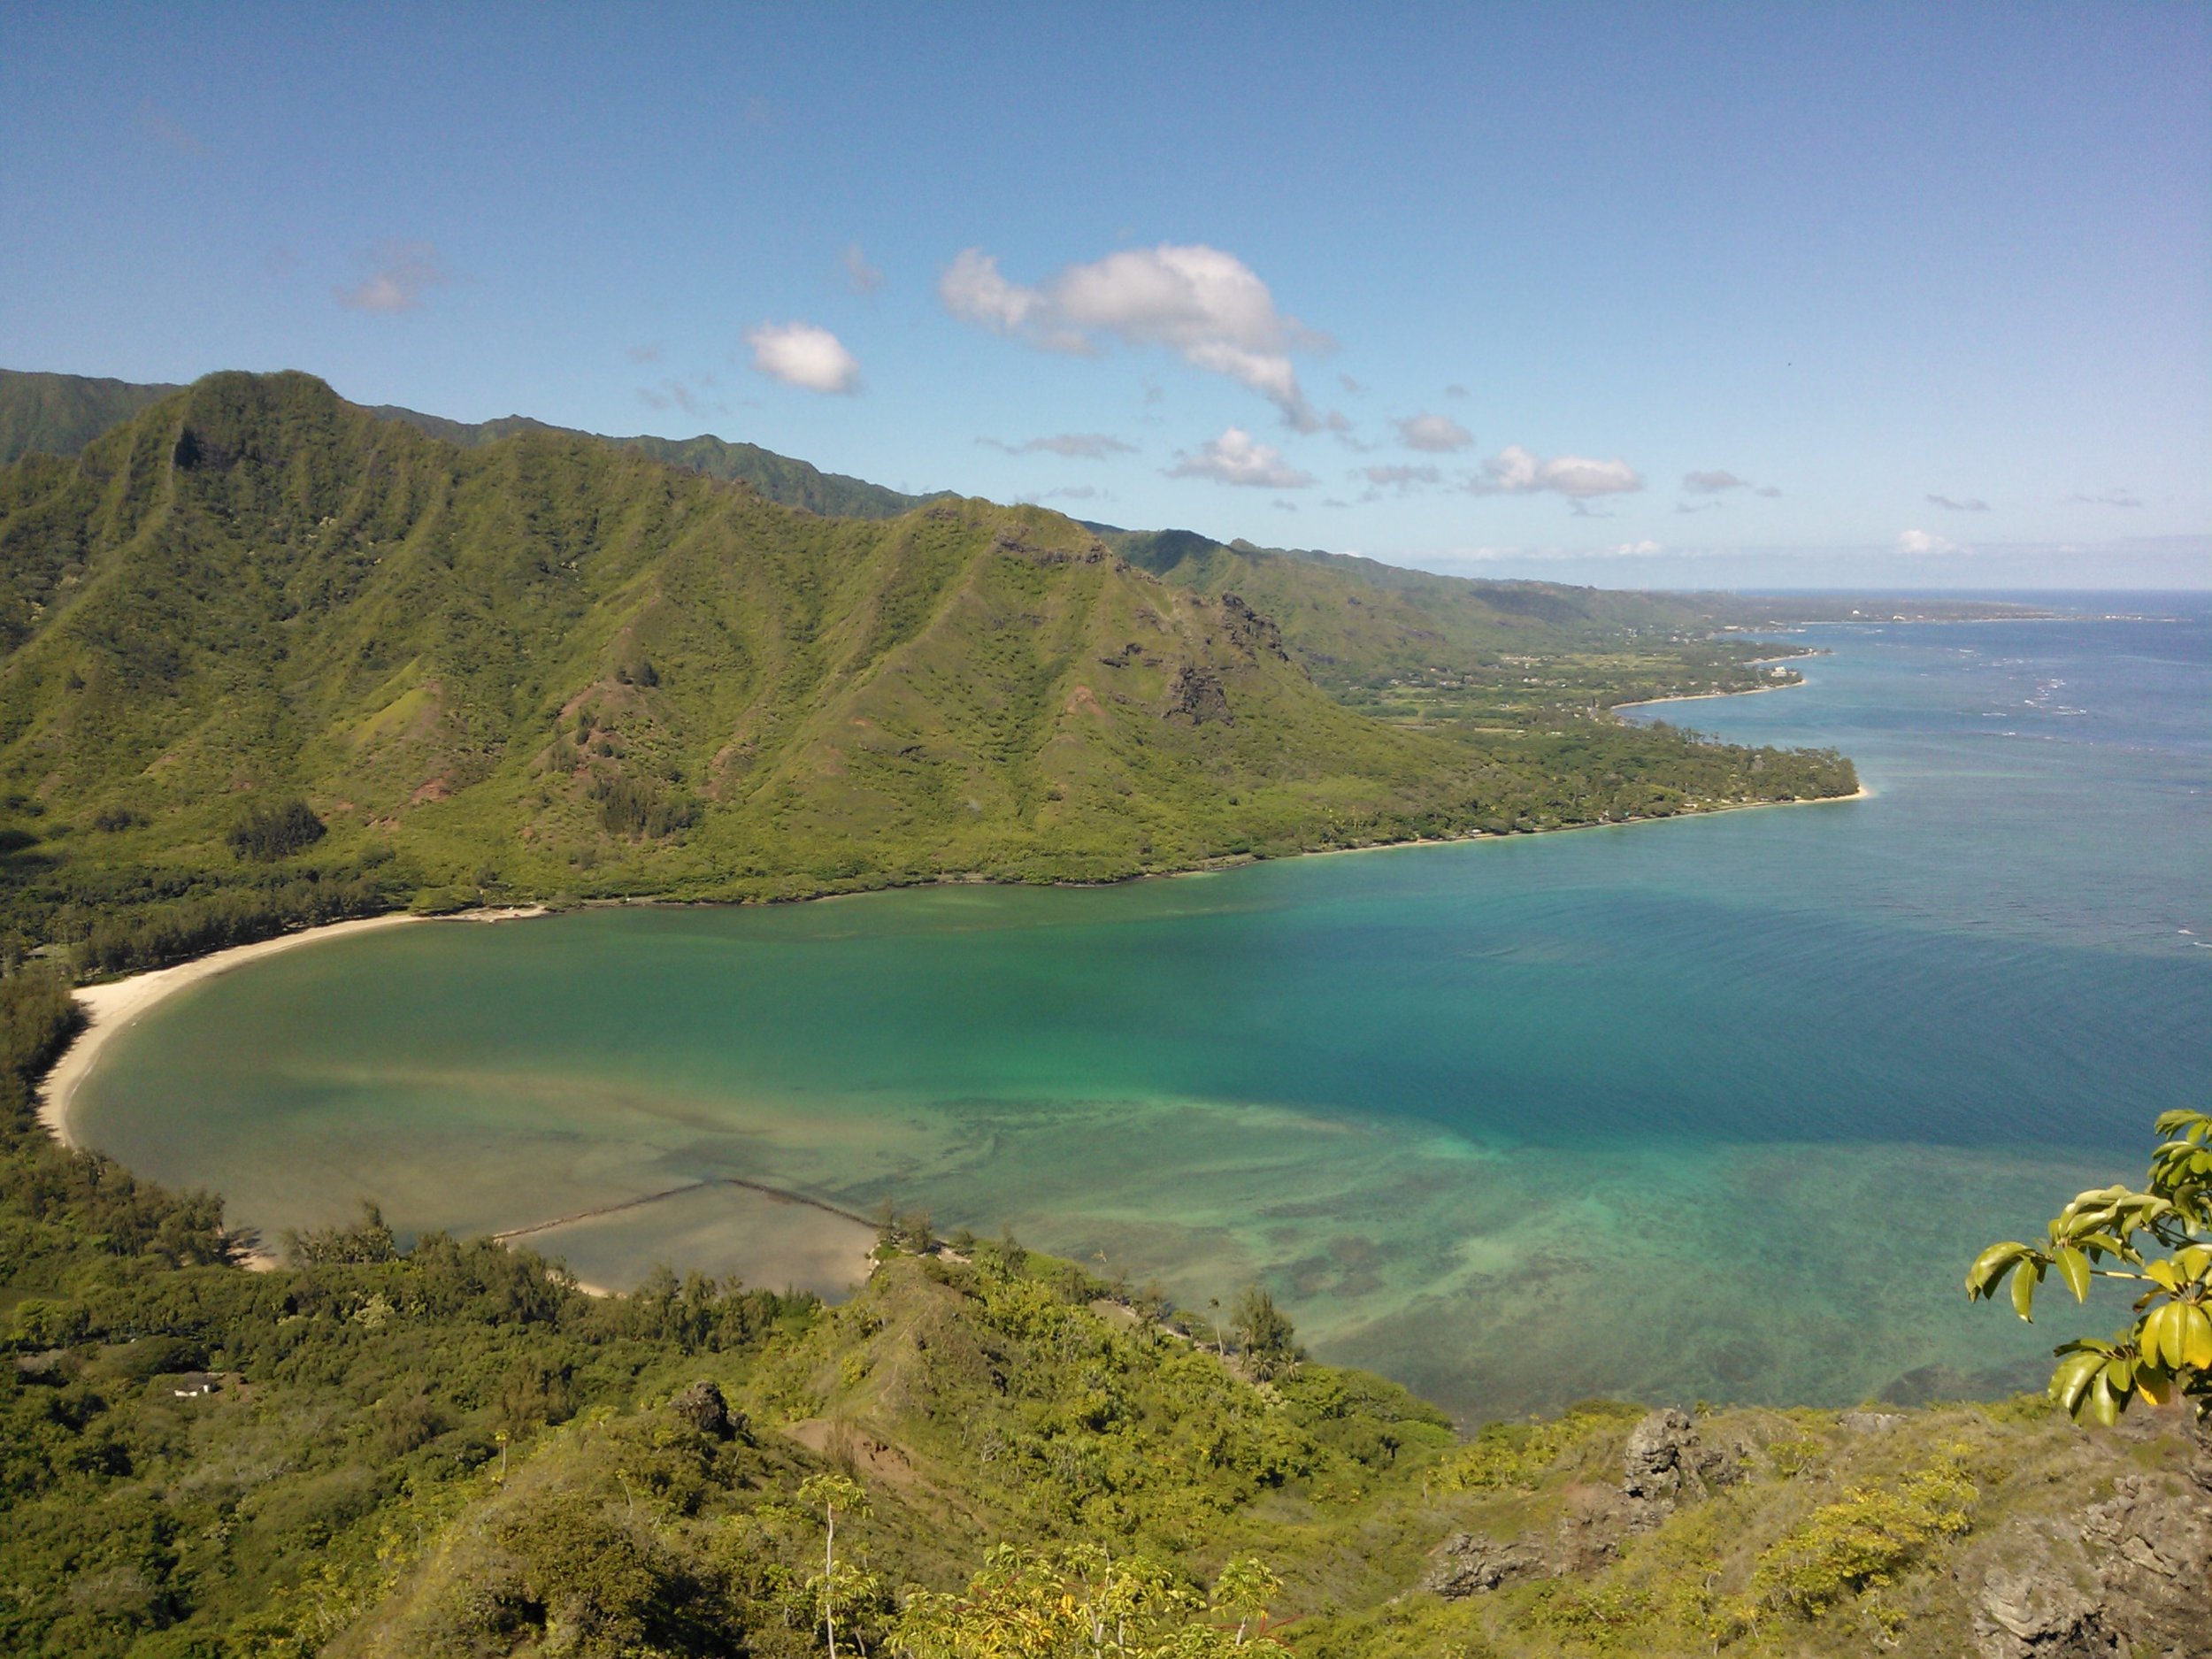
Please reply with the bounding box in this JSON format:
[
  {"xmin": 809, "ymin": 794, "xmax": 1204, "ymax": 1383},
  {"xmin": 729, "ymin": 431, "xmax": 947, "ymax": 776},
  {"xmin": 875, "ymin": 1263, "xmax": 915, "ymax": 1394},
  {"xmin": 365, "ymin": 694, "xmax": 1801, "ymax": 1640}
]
[
  {"xmin": 1, "ymin": 369, "xmax": 937, "ymax": 522},
  {"xmin": 0, "ymin": 370, "xmax": 185, "ymax": 471},
  {"xmin": 0, "ymin": 371, "xmax": 1854, "ymax": 970},
  {"xmin": 362, "ymin": 403, "xmax": 950, "ymax": 521},
  {"xmin": 2, "ymin": 367, "xmax": 2044, "ymax": 649}
]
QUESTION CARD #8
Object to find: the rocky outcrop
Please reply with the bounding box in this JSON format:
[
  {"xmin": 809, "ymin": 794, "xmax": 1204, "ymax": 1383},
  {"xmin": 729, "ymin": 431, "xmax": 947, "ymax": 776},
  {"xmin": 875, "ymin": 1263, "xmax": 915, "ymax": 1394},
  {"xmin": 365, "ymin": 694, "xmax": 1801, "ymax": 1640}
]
[
  {"xmin": 1621, "ymin": 1407, "xmax": 1744, "ymax": 1530},
  {"xmin": 1096, "ymin": 641, "xmax": 1163, "ymax": 671},
  {"xmin": 1555, "ymin": 1480, "xmax": 1638, "ymax": 1571},
  {"xmin": 1839, "ymin": 1409, "xmax": 1909, "ymax": 1433},
  {"xmin": 1421, "ymin": 1533, "xmax": 1549, "ymax": 1598},
  {"xmin": 1217, "ymin": 593, "xmax": 1290, "ymax": 662},
  {"xmin": 1429, "ymin": 1409, "xmax": 1747, "ymax": 1596},
  {"xmin": 670, "ymin": 1379, "xmax": 743, "ymax": 1441},
  {"xmin": 1162, "ymin": 663, "xmax": 1232, "ymax": 725},
  {"xmin": 1971, "ymin": 1429, "xmax": 2212, "ymax": 1659}
]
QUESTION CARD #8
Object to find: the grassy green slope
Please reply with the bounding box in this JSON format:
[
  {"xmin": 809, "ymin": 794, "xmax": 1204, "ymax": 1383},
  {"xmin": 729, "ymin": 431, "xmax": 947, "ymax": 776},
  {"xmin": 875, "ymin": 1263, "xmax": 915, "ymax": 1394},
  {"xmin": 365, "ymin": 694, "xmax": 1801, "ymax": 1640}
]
[
  {"xmin": 0, "ymin": 373, "xmax": 1855, "ymax": 964},
  {"xmin": 6, "ymin": 368, "xmax": 2038, "ymax": 735},
  {"xmin": 1108, "ymin": 531, "xmax": 1796, "ymax": 718},
  {"xmin": 2, "ymin": 369, "xmax": 937, "ymax": 520},
  {"xmin": 367, "ymin": 402, "xmax": 945, "ymax": 519},
  {"xmin": 0, "ymin": 370, "xmax": 182, "ymax": 467}
]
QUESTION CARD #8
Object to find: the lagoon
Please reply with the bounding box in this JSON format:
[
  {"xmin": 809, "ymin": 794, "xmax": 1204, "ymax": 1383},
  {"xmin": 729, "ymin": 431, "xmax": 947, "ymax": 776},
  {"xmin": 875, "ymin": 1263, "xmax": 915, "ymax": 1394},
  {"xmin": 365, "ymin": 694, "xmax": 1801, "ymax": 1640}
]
[{"xmin": 72, "ymin": 597, "xmax": 2211, "ymax": 1422}]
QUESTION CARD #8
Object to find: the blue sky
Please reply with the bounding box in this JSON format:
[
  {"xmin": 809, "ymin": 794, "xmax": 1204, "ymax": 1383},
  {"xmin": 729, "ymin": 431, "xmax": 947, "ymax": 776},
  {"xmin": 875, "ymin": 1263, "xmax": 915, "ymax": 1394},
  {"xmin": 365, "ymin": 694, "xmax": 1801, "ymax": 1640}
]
[{"xmin": 3, "ymin": 2, "xmax": 2205, "ymax": 588}]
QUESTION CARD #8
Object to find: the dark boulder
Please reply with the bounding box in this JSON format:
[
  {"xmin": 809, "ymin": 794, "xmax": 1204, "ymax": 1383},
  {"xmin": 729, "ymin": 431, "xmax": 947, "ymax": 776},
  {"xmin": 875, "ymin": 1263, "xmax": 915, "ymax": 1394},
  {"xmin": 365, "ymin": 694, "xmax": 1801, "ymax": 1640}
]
[
  {"xmin": 669, "ymin": 1379, "xmax": 742, "ymax": 1440},
  {"xmin": 1162, "ymin": 662, "xmax": 1233, "ymax": 725}
]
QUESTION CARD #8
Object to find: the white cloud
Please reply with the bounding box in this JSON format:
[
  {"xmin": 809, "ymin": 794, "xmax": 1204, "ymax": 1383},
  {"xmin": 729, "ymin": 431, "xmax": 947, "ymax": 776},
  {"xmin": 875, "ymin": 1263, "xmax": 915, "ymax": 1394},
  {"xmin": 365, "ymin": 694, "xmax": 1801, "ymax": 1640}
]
[
  {"xmin": 744, "ymin": 321, "xmax": 861, "ymax": 394},
  {"xmin": 1363, "ymin": 464, "xmax": 1441, "ymax": 489},
  {"xmin": 636, "ymin": 378, "xmax": 729, "ymax": 419},
  {"xmin": 1683, "ymin": 469, "xmax": 1749, "ymax": 494},
  {"xmin": 1895, "ymin": 528, "xmax": 1960, "ymax": 555},
  {"xmin": 1926, "ymin": 493, "xmax": 1990, "ymax": 511},
  {"xmin": 979, "ymin": 433, "xmax": 1137, "ymax": 459},
  {"xmin": 1469, "ymin": 444, "xmax": 1643, "ymax": 499},
  {"xmin": 2068, "ymin": 489, "xmax": 2143, "ymax": 508},
  {"xmin": 1608, "ymin": 540, "xmax": 1664, "ymax": 557},
  {"xmin": 1682, "ymin": 469, "xmax": 1781, "ymax": 498},
  {"xmin": 1395, "ymin": 412, "xmax": 1473, "ymax": 452},
  {"xmin": 334, "ymin": 241, "xmax": 449, "ymax": 313},
  {"xmin": 842, "ymin": 242, "xmax": 885, "ymax": 295},
  {"xmin": 1165, "ymin": 426, "xmax": 1316, "ymax": 489},
  {"xmin": 941, "ymin": 248, "xmax": 1044, "ymax": 334},
  {"xmin": 941, "ymin": 242, "xmax": 1329, "ymax": 429}
]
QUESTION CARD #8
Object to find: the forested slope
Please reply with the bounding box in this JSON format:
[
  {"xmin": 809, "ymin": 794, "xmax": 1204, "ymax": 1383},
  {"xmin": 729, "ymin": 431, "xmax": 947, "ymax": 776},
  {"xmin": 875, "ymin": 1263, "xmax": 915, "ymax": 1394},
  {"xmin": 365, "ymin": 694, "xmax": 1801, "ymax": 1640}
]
[
  {"xmin": 365, "ymin": 402, "xmax": 946, "ymax": 520},
  {"xmin": 1104, "ymin": 530, "xmax": 1809, "ymax": 718},
  {"xmin": 10, "ymin": 366, "xmax": 2042, "ymax": 731},
  {"xmin": 0, "ymin": 370, "xmax": 183, "ymax": 468},
  {"xmin": 0, "ymin": 373, "xmax": 1854, "ymax": 970}
]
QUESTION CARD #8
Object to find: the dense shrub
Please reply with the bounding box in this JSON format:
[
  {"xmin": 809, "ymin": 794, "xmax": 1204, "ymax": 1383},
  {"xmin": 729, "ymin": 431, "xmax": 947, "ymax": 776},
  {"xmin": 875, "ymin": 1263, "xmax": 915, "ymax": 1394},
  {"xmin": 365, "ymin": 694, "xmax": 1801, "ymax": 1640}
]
[
  {"xmin": 73, "ymin": 871, "xmax": 388, "ymax": 976},
  {"xmin": 589, "ymin": 776, "xmax": 697, "ymax": 839},
  {"xmin": 226, "ymin": 799, "xmax": 326, "ymax": 862},
  {"xmin": 1738, "ymin": 1452, "xmax": 1978, "ymax": 1623}
]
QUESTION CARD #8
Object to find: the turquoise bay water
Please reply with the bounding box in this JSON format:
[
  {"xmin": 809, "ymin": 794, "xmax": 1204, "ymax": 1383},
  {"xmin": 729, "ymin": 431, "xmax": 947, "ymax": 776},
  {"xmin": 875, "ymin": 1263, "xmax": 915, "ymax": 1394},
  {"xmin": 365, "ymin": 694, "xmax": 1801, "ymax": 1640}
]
[{"xmin": 76, "ymin": 596, "xmax": 2210, "ymax": 1422}]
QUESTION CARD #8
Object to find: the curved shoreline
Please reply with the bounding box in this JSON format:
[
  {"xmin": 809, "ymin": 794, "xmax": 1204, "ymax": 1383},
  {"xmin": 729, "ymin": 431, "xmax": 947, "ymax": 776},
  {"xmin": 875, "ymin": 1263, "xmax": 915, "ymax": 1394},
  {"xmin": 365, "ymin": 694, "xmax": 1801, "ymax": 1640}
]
[
  {"xmin": 35, "ymin": 673, "xmax": 1864, "ymax": 1156},
  {"xmin": 36, "ymin": 779, "xmax": 1871, "ymax": 1152},
  {"xmin": 1609, "ymin": 656, "xmax": 1816, "ymax": 712},
  {"xmin": 36, "ymin": 909, "xmax": 545, "ymax": 1150}
]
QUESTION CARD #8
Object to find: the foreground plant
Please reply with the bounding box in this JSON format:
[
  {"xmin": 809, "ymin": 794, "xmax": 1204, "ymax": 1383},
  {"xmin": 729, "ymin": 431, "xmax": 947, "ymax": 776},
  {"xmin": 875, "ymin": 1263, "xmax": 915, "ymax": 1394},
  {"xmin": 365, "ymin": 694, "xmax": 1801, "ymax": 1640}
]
[
  {"xmin": 1967, "ymin": 1109, "xmax": 2212, "ymax": 1422},
  {"xmin": 799, "ymin": 1472, "xmax": 872, "ymax": 1659},
  {"xmin": 892, "ymin": 1544, "xmax": 1283, "ymax": 1656}
]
